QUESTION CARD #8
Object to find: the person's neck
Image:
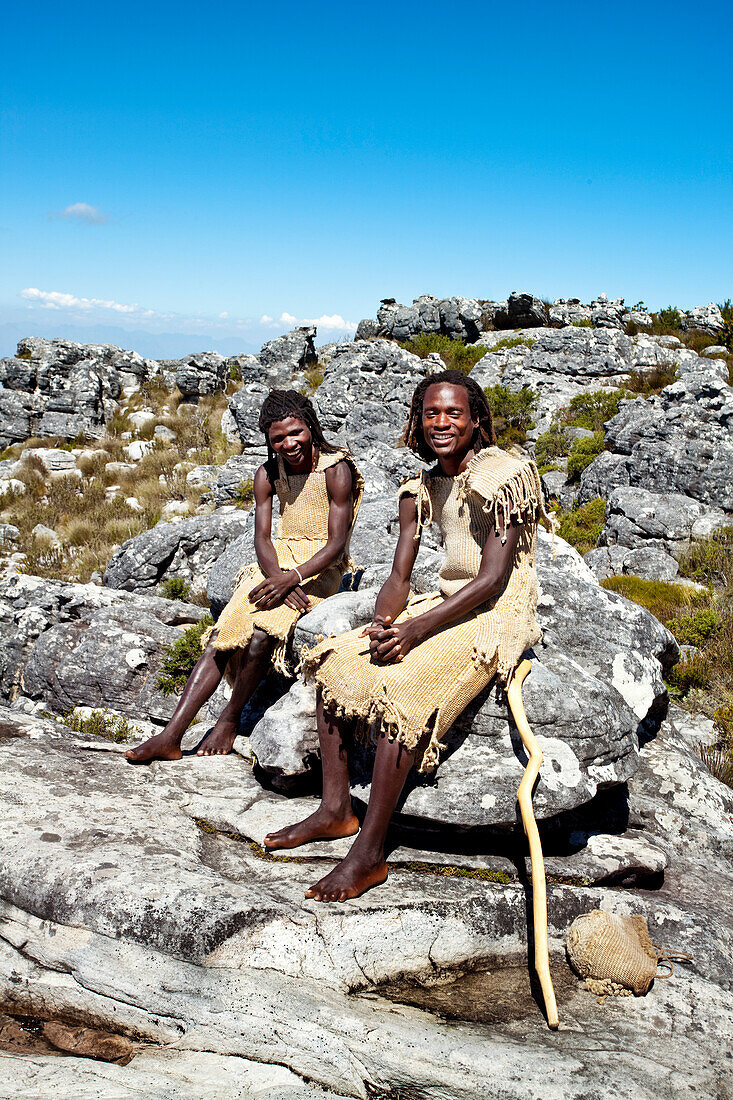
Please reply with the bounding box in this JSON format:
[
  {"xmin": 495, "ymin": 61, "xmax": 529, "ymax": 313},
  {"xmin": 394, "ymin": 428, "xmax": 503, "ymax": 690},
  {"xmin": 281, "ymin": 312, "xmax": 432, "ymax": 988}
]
[{"xmin": 436, "ymin": 446, "xmax": 476, "ymax": 478}]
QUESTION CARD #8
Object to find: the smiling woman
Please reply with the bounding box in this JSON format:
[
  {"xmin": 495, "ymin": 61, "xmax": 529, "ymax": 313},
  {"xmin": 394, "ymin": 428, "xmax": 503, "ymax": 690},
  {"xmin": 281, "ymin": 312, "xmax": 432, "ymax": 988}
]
[{"xmin": 124, "ymin": 389, "xmax": 363, "ymax": 764}]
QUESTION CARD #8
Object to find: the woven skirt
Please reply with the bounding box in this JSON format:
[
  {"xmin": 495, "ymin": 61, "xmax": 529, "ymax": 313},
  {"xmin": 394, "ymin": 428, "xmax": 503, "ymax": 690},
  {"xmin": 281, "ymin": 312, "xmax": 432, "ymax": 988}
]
[{"xmin": 302, "ymin": 592, "xmax": 497, "ymax": 773}]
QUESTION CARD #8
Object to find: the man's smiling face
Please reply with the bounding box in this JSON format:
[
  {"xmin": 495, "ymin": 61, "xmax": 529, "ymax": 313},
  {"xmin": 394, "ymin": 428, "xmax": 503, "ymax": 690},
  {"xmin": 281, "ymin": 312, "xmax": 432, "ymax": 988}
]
[{"xmin": 421, "ymin": 383, "xmax": 477, "ymax": 459}]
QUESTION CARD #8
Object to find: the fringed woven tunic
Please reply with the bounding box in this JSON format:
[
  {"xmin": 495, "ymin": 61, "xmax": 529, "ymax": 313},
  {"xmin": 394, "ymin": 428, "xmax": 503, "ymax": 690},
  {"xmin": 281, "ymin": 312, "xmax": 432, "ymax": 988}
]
[
  {"xmin": 206, "ymin": 449, "xmax": 363, "ymax": 676},
  {"xmin": 302, "ymin": 447, "xmax": 555, "ymax": 773}
]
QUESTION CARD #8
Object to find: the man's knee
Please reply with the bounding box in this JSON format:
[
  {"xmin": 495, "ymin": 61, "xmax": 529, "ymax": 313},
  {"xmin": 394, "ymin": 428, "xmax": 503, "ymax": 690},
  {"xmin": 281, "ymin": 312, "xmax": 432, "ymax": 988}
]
[{"xmin": 249, "ymin": 628, "xmax": 272, "ymax": 659}]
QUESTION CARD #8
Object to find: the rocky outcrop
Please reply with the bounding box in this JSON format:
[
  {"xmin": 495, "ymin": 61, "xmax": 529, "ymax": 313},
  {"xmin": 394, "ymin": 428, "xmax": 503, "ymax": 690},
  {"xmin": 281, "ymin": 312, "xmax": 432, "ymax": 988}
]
[
  {"xmin": 174, "ymin": 351, "xmax": 227, "ymax": 397},
  {"xmin": 103, "ymin": 508, "xmax": 252, "ymax": 596},
  {"xmin": 0, "ymin": 574, "xmax": 213, "ymax": 725},
  {"xmin": 580, "ymin": 357, "xmax": 733, "ymax": 513},
  {"xmin": 0, "ymin": 693, "xmax": 730, "ymax": 1098},
  {"xmin": 597, "ymin": 487, "xmax": 729, "ymax": 560}
]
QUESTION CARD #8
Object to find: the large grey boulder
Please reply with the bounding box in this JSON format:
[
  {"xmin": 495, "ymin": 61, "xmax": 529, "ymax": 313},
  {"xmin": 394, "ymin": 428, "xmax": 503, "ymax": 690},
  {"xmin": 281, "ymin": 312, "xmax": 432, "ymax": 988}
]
[
  {"xmin": 259, "ymin": 325, "xmax": 317, "ymax": 375},
  {"xmin": 598, "ymin": 487, "xmax": 730, "ymax": 559},
  {"xmin": 371, "ymin": 295, "xmax": 488, "ymax": 343},
  {"xmin": 103, "ymin": 509, "xmax": 252, "ymax": 596},
  {"xmin": 0, "ymin": 338, "xmax": 160, "ymax": 444},
  {"xmin": 174, "ymin": 351, "xmax": 227, "ymax": 397},
  {"xmin": 681, "ymin": 302, "xmax": 724, "ymax": 335},
  {"xmin": 313, "ymin": 339, "xmax": 428, "ymax": 451},
  {"xmin": 496, "ymin": 291, "xmax": 549, "ymax": 329},
  {"xmin": 0, "ymin": 574, "xmax": 210, "ymax": 724},
  {"xmin": 595, "ymin": 357, "xmax": 733, "ymax": 512}
]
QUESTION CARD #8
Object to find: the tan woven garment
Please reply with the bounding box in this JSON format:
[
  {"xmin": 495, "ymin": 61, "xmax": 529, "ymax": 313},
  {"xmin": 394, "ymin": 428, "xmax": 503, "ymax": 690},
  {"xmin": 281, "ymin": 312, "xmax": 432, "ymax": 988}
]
[
  {"xmin": 302, "ymin": 447, "xmax": 556, "ymax": 772},
  {"xmin": 204, "ymin": 449, "xmax": 363, "ymax": 676},
  {"xmin": 566, "ymin": 910, "xmax": 661, "ymax": 996}
]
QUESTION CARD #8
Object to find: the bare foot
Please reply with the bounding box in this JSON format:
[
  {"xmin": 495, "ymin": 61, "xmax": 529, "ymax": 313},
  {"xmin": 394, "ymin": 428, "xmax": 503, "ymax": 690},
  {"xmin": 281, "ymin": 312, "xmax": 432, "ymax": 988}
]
[
  {"xmin": 125, "ymin": 730, "xmax": 182, "ymax": 764},
  {"xmin": 197, "ymin": 717, "xmax": 238, "ymax": 756},
  {"xmin": 264, "ymin": 807, "xmax": 360, "ymax": 851},
  {"xmin": 305, "ymin": 850, "xmax": 388, "ymax": 902}
]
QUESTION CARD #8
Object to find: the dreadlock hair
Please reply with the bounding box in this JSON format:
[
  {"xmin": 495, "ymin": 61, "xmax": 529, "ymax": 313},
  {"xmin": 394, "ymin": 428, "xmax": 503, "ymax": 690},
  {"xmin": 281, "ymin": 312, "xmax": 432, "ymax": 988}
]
[
  {"xmin": 402, "ymin": 369, "xmax": 496, "ymax": 463},
  {"xmin": 258, "ymin": 389, "xmax": 338, "ymax": 473}
]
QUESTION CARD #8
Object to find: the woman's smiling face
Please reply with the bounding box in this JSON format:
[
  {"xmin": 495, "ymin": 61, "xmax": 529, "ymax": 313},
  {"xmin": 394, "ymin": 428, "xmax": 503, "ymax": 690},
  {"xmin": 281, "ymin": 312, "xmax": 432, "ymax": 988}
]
[
  {"xmin": 421, "ymin": 383, "xmax": 477, "ymax": 458},
  {"xmin": 267, "ymin": 416, "xmax": 313, "ymax": 470}
]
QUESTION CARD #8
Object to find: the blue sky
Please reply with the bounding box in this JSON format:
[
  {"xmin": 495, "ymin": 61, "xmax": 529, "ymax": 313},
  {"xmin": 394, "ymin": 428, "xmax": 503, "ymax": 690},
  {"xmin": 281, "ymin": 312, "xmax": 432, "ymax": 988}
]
[{"xmin": 1, "ymin": 0, "xmax": 731, "ymax": 357}]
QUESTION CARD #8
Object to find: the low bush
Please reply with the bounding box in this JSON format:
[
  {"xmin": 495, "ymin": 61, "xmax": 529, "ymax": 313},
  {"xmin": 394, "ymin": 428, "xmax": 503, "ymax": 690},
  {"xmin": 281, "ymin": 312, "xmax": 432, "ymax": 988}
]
[
  {"xmin": 562, "ymin": 390, "xmax": 628, "ymax": 431},
  {"xmin": 669, "ymin": 609, "xmax": 722, "ymax": 647},
  {"xmin": 556, "ymin": 498, "xmax": 606, "ymax": 555},
  {"xmin": 571, "ymin": 318, "xmax": 594, "ymax": 328},
  {"xmin": 626, "ymin": 365, "xmax": 678, "ymax": 396},
  {"xmin": 534, "ymin": 423, "xmax": 571, "ymax": 467},
  {"xmin": 484, "ymin": 336, "xmax": 536, "ymax": 352},
  {"xmin": 234, "ymin": 478, "xmax": 254, "ymax": 508},
  {"xmin": 566, "ymin": 431, "xmax": 605, "ymax": 481},
  {"xmin": 399, "ymin": 333, "xmax": 487, "ymax": 374},
  {"xmin": 303, "ymin": 365, "xmax": 325, "ymax": 392},
  {"xmin": 60, "ymin": 707, "xmax": 139, "ymax": 743},
  {"xmin": 158, "ymin": 577, "xmax": 192, "ymax": 602},
  {"xmin": 600, "ymin": 575, "xmax": 706, "ymax": 624},
  {"xmin": 678, "ymin": 525, "xmax": 733, "ymax": 588},
  {"xmin": 483, "ymin": 384, "xmax": 537, "ymax": 446},
  {"xmin": 156, "ymin": 615, "xmax": 214, "ymax": 694}
]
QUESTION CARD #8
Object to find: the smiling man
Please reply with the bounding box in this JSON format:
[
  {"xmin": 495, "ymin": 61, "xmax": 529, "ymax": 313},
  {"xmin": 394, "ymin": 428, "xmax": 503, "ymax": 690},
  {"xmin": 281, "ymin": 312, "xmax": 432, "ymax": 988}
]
[{"xmin": 264, "ymin": 369, "xmax": 556, "ymax": 902}]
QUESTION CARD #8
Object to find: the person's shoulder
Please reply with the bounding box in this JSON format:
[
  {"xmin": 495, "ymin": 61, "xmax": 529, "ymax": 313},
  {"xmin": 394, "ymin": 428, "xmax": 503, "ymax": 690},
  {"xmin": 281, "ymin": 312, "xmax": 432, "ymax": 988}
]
[{"xmin": 464, "ymin": 446, "xmax": 539, "ymax": 507}]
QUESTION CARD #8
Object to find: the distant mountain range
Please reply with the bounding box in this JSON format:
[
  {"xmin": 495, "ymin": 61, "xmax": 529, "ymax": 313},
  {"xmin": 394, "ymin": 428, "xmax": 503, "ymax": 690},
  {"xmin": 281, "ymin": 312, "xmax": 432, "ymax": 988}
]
[{"xmin": 0, "ymin": 322, "xmax": 261, "ymax": 360}]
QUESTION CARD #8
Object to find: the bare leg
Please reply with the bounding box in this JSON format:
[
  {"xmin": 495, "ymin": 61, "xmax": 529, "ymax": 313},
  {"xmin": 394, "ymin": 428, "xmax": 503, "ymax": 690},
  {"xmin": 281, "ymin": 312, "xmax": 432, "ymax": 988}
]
[
  {"xmin": 126, "ymin": 643, "xmax": 230, "ymax": 762},
  {"xmin": 264, "ymin": 689, "xmax": 360, "ymax": 850},
  {"xmin": 197, "ymin": 629, "xmax": 274, "ymax": 755},
  {"xmin": 305, "ymin": 731, "xmax": 415, "ymax": 902}
]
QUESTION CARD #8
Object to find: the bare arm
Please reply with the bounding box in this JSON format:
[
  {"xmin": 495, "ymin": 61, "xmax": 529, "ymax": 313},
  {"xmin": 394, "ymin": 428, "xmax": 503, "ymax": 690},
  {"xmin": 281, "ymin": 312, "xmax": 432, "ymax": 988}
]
[
  {"xmin": 249, "ymin": 461, "xmax": 354, "ymax": 613},
  {"xmin": 252, "ymin": 464, "xmax": 279, "ymax": 577},
  {"xmin": 373, "ymin": 522, "xmax": 521, "ymax": 663},
  {"xmin": 360, "ymin": 493, "xmax": 421, "ymax": 651}
]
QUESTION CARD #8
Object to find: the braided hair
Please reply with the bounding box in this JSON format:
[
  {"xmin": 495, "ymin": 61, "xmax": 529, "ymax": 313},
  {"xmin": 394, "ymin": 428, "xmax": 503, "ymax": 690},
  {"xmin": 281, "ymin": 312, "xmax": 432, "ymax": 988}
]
[
  {"xmin": 402, "ymin": 369, "xmax": 496, "ymax": 463},
  {"xmin": 258, "ymin": 389, "xmax": 338, "ymax": 474}
]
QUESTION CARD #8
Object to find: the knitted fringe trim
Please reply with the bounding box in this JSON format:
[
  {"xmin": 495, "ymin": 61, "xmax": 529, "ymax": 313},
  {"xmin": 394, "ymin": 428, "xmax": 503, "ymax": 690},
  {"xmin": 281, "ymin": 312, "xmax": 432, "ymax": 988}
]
[
  {"xmin": 301, "ymin": 648, "xmax": 443, "ymax": 774},
  {"xmin": 472, "ymin": 460, "xmax": 557, "ymax": 545}
]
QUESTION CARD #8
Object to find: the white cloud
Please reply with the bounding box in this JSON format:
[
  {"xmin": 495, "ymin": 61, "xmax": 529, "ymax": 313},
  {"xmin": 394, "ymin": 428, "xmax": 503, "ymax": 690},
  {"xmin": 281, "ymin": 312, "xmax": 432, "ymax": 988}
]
[
  {"xmin": 219, "ymin": 311, "xmax": 229, "ymax": 319},
  {"xmin": 21, "ymin": 287, "xmax": 142, "ymax": 314},
  {"xmin": 51, "ymin": 202, "xmax": 109, "ymax": 225},
  {"xmin": 262, "ymin": 311, "xmax": 357, "ymax": 332}
]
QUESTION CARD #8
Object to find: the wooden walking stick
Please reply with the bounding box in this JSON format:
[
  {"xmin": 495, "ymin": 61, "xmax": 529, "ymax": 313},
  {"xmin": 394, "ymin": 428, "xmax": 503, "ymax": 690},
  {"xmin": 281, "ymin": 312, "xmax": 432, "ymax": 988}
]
[{"xmin": 506, "ymin": 658, "xmax": 559, "ymax": 1029}]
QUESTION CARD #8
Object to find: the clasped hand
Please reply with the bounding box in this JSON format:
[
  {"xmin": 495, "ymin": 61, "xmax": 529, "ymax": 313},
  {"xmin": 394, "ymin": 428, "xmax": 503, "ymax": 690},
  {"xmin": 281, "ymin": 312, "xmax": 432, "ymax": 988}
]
[
  {"xmin": 249, "ymin": 570, "xmax": 311, "ymax": 613},
  {"xmin": 359, "ymin": 615, "xmax": 419, "ymax": 663}
]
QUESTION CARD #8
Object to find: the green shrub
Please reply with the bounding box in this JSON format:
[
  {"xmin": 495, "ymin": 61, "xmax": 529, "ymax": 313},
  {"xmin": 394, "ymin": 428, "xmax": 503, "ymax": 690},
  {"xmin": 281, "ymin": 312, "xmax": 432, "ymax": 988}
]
[
  {"xmin": 534, "ymin": 423, "xmax": 571, "ymax": 467},
  {"xmin": 556, "ymin": 498, "xmax": 606, "ymax": 555},
  {"xmin": 156, "ymin": 615, "xmax": 214, "ymax": 694},
  {"xmin": 571, "ymin": 318, "xmax": 594, "ymax": 328},
  {"xmin": 667, "ymin": 609, "xmax": 722, "ymax": 647},
  {"xmin": 668, "ymin": 653, "xmax": 712, "ymax": 693},
  {"xmin": 234, "ymin": 478, "xmax": 254, "ymax": 508},
  {"xmin": 399, "ymin": 333, "xmax": 487, "ymax": 375},
  {"xmin": 304, "ymin": 365, "xmax": 325, "ymax": 391},
  {"xmin": 483, "ymin": 384, "xmax": 537, "ymax": 446},
  {"xmin": 626, "ymin": 365, "xmax": 678, "ymax": 396},
  {"xmin": 678, "ymin": 526, "xmax": 733, "ymax": 588},
  {"xmin": 60, "ymin": 707, "xmax": 139, "ymax": 743},
  {"xmin": 484, "ymin": 336, "xmax": 536, "ymax": 352},
  {"xmin": 158, "ymin": 577, "xmax": 192, "ymax": 602},
  {"xmin": 655, "ymin": 306, "xmax": 682, "ymax": 331},
  {"xmin": 563, "ymin": 390, "xmax": 627, "ymax": 431},
  {"xmin": 601, "ymin": 575, "xmax": 706, "ymax": 623},
  {"xmin": 566, "ymin": 431, "xmax": 605, "ymax": 481}
]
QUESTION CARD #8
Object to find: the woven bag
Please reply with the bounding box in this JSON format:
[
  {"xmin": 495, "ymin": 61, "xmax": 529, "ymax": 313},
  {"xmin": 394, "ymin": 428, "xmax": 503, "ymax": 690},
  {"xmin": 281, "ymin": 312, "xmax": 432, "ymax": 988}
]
[{"xmin": 566, "ymin": 910, "xmax": 664, "ymax": 997}]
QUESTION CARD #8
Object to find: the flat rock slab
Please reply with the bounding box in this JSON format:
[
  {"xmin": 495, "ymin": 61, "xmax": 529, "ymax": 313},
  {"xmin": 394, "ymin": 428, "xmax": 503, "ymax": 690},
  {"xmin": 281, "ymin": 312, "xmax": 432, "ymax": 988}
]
[{"xmin": 0, "ymin": 706, "xmax": 732, "ymax": 1098}]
